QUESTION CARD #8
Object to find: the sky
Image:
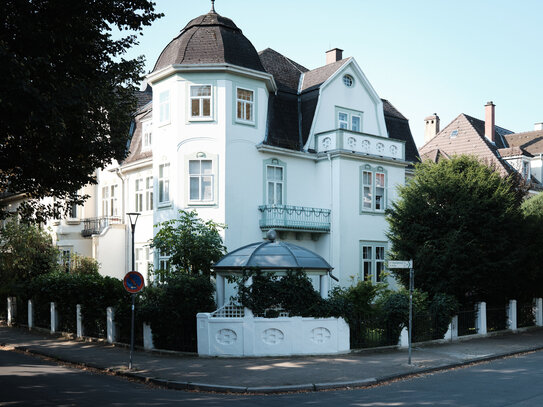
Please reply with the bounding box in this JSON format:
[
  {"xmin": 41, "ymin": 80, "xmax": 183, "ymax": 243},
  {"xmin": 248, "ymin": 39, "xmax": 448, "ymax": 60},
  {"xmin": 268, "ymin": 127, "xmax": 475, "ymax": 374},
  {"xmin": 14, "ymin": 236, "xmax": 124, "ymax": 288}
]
[{"xmin": 118, "ymin": 0, "xmax": 543, "ymax": 147}]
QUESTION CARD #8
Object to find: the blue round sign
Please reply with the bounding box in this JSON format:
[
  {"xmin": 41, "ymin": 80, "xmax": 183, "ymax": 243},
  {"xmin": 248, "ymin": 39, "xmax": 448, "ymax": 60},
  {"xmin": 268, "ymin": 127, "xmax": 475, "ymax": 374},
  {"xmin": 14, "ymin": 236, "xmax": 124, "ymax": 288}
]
[{"xmin": 123, "ymin": 271, "xmax": 145, "ymax": 293}]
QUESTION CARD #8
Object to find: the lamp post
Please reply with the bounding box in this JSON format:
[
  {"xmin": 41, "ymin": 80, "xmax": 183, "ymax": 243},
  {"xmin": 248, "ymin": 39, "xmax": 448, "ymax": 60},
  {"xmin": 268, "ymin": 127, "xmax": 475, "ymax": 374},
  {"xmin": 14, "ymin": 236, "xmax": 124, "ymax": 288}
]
[{"xmin": 126, "ymin": 212, "xmax": 140, "ymax": 370}]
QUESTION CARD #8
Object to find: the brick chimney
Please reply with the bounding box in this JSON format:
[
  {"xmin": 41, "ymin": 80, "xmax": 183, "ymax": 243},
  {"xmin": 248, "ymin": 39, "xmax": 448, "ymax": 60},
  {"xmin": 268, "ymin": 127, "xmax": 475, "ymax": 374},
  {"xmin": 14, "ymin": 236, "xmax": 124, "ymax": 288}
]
[
  {"xmin": 485, "ymin": 101, "xmax": 495, "ymax": 143},
  {"xmin": 534, "ymin": 123, "xmax": 543, "ymax": 131},
  {"xmin": 326, "ymin": 48, "xmax": 343, "ymax": 64},
  {"xmin": 424, "ymin": 114, "xmax": 440, "ymax": 143}
]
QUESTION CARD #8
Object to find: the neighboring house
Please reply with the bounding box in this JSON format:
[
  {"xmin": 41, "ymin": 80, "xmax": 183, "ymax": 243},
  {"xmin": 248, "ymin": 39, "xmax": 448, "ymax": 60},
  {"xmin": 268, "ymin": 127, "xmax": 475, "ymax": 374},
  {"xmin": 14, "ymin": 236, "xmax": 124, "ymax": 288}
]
[
  {"xmin": 420, "ymin": 102, "xmax": 543, "ymax": 193},
  {"xmin": 35, "ymin": 5, "xmax": 418, "ymax": 291}
]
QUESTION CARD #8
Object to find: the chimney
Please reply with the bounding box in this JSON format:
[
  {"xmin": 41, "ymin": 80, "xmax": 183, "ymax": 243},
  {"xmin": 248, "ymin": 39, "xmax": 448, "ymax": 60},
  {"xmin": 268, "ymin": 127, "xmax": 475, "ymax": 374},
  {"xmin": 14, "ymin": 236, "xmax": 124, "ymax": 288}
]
[
  {"xmin": 424, "ymin": 114, "xmax": 440, "ymax": 143},
  {"xmin": 485, "ymin": 101, "xmax": 495, "ymax": 143},
  {"xmin": 535, "ymin": 123, "xmax": 543, "ymax": 131},
  {"xmin": 326, "ymin": 48, "xmax": 343, "ymax": 65}
]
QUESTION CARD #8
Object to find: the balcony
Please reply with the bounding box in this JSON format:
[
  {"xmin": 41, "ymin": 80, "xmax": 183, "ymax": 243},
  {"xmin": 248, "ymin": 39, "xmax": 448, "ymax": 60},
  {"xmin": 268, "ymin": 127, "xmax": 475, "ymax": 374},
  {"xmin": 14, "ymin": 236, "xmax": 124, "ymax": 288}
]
[
  {"xmin": 81, "ymin": 216, "xmax": 122, "ymax": 237},
  {"xmin": 258, "ymin": 205, "xmax": 331, "ymax": 234},
  {"xmin": 315, "ymin": 129, "xmax": 405, "ymax": 160}
]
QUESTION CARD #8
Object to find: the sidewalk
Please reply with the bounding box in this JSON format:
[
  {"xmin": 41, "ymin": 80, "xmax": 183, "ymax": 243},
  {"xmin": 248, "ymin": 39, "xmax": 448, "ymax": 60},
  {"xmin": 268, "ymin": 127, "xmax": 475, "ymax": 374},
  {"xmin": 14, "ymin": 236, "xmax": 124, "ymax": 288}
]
[{"xmin": 2, "ymin": 325, "xmax": 543, "ymax": 393}]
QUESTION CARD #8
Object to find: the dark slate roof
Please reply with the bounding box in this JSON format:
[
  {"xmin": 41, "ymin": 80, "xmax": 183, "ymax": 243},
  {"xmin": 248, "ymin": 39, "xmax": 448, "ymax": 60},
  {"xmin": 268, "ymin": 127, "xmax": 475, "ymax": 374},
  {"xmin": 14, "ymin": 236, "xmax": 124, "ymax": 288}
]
[
  {"xmin": 265, "ymin": 92, "xmax": 301, "ymax": 150},
  {"xmin": 259, "ymin": 48, "xmax": 307, "ymax": 93},
  {"xmin": 504, "ymin": 130, "xmax": 543, "ymax": 156},
  {"xmin": 123, "ymin": 103, "xmax": 152, "ymax": 166},
  {"xmin": 153, "ymin": 11, "xmax": 265, "ymax": 73},
  {"xmin": 382, "ymin": 100, "xmax": 419, "ymax": 164},
  {"xmin": 135, "ymin": 84, "xmax": 152, "ymax": 110},
  {"xmin": 301, "ymin": 58, "xmax": 351, "ymax": 92},
  {"xmin": 419, "ymin": 114, "xmax": 513, "ymax": 175}
]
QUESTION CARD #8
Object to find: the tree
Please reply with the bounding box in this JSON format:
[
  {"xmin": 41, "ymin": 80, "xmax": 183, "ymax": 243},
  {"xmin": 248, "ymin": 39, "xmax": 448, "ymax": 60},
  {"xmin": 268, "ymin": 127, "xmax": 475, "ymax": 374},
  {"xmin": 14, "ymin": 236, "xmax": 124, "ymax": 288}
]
[
  {"xmin": 151, "ymin": 210, "xmax": 226, "ymax": 279},
  {"xmin": 0, "ymin": 219, "xmax": 60, "ymax": 295},
  {"xmin": 0, "ymin": 0, "xmax": 162, "ymax": 221},
  {"xmin": 386, "ymin": 155, "xmax": 525, "ymax": 305}
]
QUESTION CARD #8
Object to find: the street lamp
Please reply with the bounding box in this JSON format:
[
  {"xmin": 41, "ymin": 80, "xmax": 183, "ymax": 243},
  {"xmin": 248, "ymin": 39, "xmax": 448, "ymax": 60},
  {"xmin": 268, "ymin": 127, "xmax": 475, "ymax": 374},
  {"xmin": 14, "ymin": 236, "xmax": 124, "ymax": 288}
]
[
  {"xmin": 126, "ymin": 212, "xmax": 140, "ymax": 271},
  {"xmin": 126, "ymin": 212, "xmax": 140, "ymax": 370}
]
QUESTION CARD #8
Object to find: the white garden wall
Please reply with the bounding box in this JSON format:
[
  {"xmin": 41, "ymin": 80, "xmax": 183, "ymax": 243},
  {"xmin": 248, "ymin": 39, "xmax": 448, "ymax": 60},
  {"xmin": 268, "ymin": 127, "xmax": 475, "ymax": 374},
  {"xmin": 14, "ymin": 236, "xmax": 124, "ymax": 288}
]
[{"xmin": 197, "ymin": 313, "xmax": 349, "ymax": 357}]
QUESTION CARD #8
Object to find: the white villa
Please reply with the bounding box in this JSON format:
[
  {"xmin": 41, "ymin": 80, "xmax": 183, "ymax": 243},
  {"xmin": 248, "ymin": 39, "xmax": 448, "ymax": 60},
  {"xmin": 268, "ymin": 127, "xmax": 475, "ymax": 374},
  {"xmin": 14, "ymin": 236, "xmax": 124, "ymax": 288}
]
[{"xmin": 37, "ymin": 5, "xmax": 419, "ymax": 293}]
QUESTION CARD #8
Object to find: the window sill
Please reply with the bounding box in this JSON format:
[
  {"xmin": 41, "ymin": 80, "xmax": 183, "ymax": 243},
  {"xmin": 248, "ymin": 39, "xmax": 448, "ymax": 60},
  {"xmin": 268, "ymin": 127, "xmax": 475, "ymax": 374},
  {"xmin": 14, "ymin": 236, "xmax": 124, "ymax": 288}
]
[
  {"xmin": 157, "ymin": 202, "xmax": 172, "ymax": 209},
  {"xmin": 360, "ymin": 210, "xmax": 386, "ymax": 216},
  {"xmin": 66, "ymin": 219, "xmax": 81, "ymax": 225},
  {"xmin": 158, "ymin": 121, "xmax": 170, "ymax": 128},
  {"xmin": 189, "ymin": 117, "xmax": 214, "ymax": 122},
  {"xmin": 188, "ymin": 201, "xmax": 217, "ymax": 207},
  {"xmin": 235, "ymin": 119, "xmax": 256, "ymax": 127}
]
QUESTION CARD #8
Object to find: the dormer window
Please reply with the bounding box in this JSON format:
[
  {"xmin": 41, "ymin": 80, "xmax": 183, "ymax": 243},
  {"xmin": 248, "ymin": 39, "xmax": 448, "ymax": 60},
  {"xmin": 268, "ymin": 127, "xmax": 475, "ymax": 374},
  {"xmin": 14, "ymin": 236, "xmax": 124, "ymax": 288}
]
[
  {"xmin": 142, "ymin": 121, "xmax": 152, "ymax": 151},
  {"xmin": 190, "ymin": 85, "xmax": 212, "ymax": 119}
]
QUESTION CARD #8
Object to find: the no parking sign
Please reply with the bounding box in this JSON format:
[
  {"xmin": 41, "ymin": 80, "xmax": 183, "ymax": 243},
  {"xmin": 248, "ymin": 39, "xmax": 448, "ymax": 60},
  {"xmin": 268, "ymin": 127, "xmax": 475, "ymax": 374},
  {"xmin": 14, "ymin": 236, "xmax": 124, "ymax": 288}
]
[{"xmin": 123, "ymin": 271, "xmax": 145, "ymax": 294}]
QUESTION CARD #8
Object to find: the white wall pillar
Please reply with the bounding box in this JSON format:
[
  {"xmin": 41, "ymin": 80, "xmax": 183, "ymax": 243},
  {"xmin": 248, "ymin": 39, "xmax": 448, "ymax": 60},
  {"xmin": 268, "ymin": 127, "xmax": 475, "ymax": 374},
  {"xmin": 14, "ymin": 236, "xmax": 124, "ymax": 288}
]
[
  {"xmin": 216, "ymin": 274, "xmax": 225, "ymax": 308},
  {"xmin": 28, "ymin": 300, "xmax": 34, "ymax": 329},
  {"xmin": 106, "ymin": 307, "xmax": 116, "ymax": 343},
  {"xmin": 476, "ymin": 302, "xmax": 487, "ymax": 335},
  {"xmin": 50, "ymin": 302, "xmax": 58, "ymax": 333},
  {"xmin": 445, "ymin": 315, "xmax": 458, "ymax": 340},
  {"xmin": 7, "ymin": 297, "xmax": 16, "ymax": 326},
  {"xmin": 76, "ymin": 304, "xmax": 84, "ymax": 338},
  {"xmin": 319, "ymin": 274, "xmax": 330, "ymax": 299},
  {"xmin": 143, "ymin": 323, "xmax": 154, "ymax": 350},
  {"xmin": 535, "ymin": 298, "xmax": 543, "ymax": 327},
  {"xmin": 507, "ymin": 299, "xmax": 517, "ymax": 331},
  {"xmin": 398, "ymin": 327, "xmax": 409, "ymax": 348}
]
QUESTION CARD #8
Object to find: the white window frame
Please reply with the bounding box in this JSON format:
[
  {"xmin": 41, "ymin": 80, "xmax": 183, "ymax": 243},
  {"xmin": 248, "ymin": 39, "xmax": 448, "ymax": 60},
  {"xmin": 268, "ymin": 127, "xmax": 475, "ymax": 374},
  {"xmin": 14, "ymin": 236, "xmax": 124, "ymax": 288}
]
[
  {"xmin": 360, "ymin": 165, "xmax": 387, "ymax": 213},
  {"xmin": 101, "ymin": 185, "xmax": 119, "ymax": 217},
  {"xmin": 188, "ymin": 159, "xmax": 214, "ymax": 203},
  {"xmin": 158, "ymin": 251, "xmax": 170, "ymax": 272},
  {"xmin": 68, "ymin": 202, "xmax": 78, "ymax": 219},
  {"xmin": 158, "ymin": 91, "xmax": 170, "ymax": 125},
  {"xmin": 158, "ymin": 163, "xmax": 170, "ymax": 206},
  {"xmin": 266, "ymin": 164, "xmax": 284, "ymax": 205},
  {"xmin": 185, "ymin": 153, "xmax": 218, "ymax": 206},
  {"xmin": 145, "ymin": 176, "xmax": 153, "ymax": 211},
  {"xmin": 360, "ymin": 242, "xmax": 387, "ymax": 284},
  {"xmin": 142, "ymin": 120, "xmax": 152, "ymax": 150},
  {"xmin": 189, "ymin": 84, "xmax": 212, "ymax": 120},
  {"xmin": 59, "ymin": 246, "xmax": 73, "ymax": 272},
  {"xmin": 135, "ymin": 178, "xmax": 144, "ymax": 212},
  {"xmin": 235, "ymin": 86, "xmax": 255, "ymax": 124},
  {"xmin": 136, "ymin": 245, "xmax": 152, "ymax": 276},
  {"xmin": 336, "ymin": 107, "xmax": 363, "ymax": 133}
]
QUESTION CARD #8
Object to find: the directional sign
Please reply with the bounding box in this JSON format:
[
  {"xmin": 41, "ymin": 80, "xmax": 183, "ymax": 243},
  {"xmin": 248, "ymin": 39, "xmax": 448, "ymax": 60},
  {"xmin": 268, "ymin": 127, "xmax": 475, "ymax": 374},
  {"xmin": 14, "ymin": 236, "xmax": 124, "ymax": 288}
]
[
  {"xmin": 123, "ymin": 271, "xmax": 145, "ymax": 293},
  {"xmin": 387, "ymin": 260, "xmax": 413, "ymax": 269}
]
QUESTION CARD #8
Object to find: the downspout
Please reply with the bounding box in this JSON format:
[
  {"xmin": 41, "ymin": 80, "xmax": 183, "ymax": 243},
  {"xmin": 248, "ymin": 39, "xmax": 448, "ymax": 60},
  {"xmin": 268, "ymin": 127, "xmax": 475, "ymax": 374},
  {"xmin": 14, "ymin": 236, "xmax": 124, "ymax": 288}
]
[
  {"xmin": 327, "ymin": 153, "xmax": 334, "ymax": 286},
  {"xmin": 115, "ymin": 167, "xmax": 129, "ymax": 275}
]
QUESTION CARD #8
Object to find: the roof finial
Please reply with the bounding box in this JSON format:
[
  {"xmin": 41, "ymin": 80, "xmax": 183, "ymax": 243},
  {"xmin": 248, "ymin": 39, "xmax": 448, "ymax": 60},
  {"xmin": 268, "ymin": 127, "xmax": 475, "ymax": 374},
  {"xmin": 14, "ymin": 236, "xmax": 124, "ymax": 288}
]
[{"xmin": 210, "ymin": 0, "xmax": 216, "ymax": 12}]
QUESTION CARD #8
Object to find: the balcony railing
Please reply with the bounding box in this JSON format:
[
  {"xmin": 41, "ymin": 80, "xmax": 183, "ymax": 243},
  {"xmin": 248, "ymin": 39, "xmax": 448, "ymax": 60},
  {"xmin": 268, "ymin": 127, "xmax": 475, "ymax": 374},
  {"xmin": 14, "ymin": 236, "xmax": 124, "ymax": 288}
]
[
  {"xmin": 81, "ymin": 216, "xmax": 122, "ymax": 237},
  {"xmin": 258, "ymin": 205, "xmax": 331, "ymax": 233}
]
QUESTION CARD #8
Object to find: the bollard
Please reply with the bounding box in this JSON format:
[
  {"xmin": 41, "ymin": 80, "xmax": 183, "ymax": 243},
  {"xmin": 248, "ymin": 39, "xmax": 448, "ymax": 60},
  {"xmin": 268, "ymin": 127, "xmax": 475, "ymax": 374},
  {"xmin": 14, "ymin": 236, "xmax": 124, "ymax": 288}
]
[
  {"xmin": 143, "ymin": 323, "xmax": 154, "ymax": 350},
  {"xmin": 107, "ymin": 307, "xmax": 116, "ymax": 343},
  {"xmin": 76, "ymin": 304, "xmax": 84, "ymax": 338},
  {"xmin": 50, "ymin": 302, "xmax": 58, "ymax": 333},
  {"xmin": 507, "ymin": 299, "xmax": 517, "ymax": 332},
  {"xmin": 476, "ymin": 302, "xmax": 487, "ymax": 335},
  {"xmin": 28, "ymin": 300, "xmax": 34, "ymax": 329}
]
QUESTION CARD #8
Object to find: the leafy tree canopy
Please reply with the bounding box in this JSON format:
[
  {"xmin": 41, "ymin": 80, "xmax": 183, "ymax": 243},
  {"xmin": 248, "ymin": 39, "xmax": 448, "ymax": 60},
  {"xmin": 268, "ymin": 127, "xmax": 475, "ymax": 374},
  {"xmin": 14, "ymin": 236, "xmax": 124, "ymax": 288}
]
[
  {"xmin": 522, "ymin": 191, "xmax": 543, "ymax": 220},
  {"xmin": 386, "ymin": 155, "xmax": 525, "ymax": 305},
  {"xmin": 0, "ymin": 219, "xmax": 60, "ymax": 293},
  {"xmin": 0, "ymin": 0, "xmax": 162, "ymax": 221},
  {"xmin": 151, "ymin": 210, "xmax": 226, "ymax": 279}
]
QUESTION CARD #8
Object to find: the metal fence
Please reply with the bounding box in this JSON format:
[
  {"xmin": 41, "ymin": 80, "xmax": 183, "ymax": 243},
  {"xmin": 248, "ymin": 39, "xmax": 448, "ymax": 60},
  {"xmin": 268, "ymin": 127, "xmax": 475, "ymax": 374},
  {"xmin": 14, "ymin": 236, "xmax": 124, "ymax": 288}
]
[
  {"xmin": 486, "ymin": 305, "xmax": 507, "ymax": 332},
  {"xmin": 81, "ymin": 216, "xmax": 121, "ymax": 237},
  {"xmin": 518, "ymin": 302, "xmax": 536, "ymax": 328},
  {"xmin": 350, "ymin": 313, "xmax": 401, "ymax": 348},
  {"xmin": 457, "ymin": 308, "xmax": 477, "ymax": 336}
]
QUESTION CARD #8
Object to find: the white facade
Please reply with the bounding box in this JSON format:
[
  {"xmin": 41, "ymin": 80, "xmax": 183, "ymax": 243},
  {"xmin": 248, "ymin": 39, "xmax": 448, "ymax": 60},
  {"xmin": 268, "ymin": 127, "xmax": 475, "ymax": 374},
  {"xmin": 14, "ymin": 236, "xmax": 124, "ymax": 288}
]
[{"xmin": 48, "ymin": 12, "xmax": 415, "ymax": 293}]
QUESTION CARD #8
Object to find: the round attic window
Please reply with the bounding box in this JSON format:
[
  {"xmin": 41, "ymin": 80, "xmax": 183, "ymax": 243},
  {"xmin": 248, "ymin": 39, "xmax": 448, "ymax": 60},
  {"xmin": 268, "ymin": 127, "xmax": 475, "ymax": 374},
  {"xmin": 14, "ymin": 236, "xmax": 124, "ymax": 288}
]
[{"xmin": 343, "ymin": 75, "xmax": 354, "ymax": 87}]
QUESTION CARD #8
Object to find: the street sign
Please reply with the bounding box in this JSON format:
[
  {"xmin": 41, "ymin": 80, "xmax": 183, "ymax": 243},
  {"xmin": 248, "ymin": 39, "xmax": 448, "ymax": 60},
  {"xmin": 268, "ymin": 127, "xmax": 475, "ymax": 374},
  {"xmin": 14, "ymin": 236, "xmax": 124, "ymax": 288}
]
[
  {"xmin": 387, "ymin": 260, "xmax": 413, "ymax": 269},
  {"xmin": 123, "ymin": 271, "xmax": 145, "ymax": 294}
]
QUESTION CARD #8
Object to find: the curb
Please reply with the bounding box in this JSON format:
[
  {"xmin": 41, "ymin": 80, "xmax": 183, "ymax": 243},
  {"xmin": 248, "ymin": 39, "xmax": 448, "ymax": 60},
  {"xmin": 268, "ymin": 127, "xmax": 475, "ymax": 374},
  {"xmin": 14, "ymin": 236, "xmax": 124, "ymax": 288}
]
[{"xmin": 11, "ymin": 344, "xmax": 543, "ymax": 394}]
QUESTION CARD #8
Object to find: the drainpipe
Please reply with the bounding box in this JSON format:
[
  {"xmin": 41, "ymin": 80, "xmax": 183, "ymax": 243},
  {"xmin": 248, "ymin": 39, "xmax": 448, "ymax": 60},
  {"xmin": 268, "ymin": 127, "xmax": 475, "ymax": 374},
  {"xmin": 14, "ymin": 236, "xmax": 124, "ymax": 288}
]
[
  {"xmin": 327, "ymin": 153, "xmax": 334, "ymax": 286},
  {"xmin": 115, "ymin": 167, "xmax": 129, "ymax": 275}
]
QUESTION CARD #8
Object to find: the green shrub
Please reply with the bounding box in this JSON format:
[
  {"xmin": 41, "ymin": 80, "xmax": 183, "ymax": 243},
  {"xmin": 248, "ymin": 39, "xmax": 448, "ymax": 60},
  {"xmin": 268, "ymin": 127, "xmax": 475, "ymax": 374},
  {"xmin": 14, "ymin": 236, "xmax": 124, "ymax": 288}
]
[{"xmin": 139, "ymin": 274, "xmax": 215, "ymax": 351}]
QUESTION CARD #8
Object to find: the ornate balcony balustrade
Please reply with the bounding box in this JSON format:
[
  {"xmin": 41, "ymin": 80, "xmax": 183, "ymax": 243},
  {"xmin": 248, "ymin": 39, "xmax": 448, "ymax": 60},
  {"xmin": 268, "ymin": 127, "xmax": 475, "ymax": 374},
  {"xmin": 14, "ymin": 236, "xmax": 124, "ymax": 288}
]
[
  {"xmin": 81, "ymin": 216, "xmax": 122, "ymax": 237},
  {"xmin": 258, "ymin": 205, "xmax": 331, "ymax": 233}
]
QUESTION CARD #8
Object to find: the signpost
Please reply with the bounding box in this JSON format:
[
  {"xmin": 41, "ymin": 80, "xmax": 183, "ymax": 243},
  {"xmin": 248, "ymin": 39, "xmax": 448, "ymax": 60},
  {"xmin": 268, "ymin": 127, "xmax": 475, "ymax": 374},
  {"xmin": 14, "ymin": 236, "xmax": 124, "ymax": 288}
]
[
  {"xmin": 387, "ymin": 259, "xmax": 414, "ymax": 365},
  {"xmin": 123, "ymin": 271, "xmax": 144, "ymax": 370}
]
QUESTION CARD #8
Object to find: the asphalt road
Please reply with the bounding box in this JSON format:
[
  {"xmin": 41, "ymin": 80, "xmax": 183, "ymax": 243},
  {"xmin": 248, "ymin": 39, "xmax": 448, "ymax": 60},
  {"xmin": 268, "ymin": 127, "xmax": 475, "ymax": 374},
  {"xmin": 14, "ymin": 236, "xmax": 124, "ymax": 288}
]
[{"xmin": 2, "ymin": 348, "xmax": 543, "ymax": 406}]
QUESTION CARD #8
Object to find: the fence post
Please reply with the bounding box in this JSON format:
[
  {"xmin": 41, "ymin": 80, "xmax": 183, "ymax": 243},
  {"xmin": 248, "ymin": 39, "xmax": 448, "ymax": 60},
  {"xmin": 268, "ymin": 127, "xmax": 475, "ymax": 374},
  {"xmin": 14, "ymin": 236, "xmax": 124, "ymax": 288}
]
[
  {"xmin": 76, "ymin": 304, "xmax": 84, "ymax": 338},
  {"xmin": 28, "ymin": 300, "xmax": 34, "ymax": 329},
  {"xmin": 143, "ymin": 323, "xmax": 154, "ymax": 350},
  {"xmin": 7, "ymin": 297, "xmax": 17, "ymax": 326},
  {"xmin": 107, "ymin": 307, "xmax": 116, "ymax": 343},
  {"xmin": 535, "ymin": 298, "xmax": 543, "ymax": 327},
  {"xmin": 507, "ymin": 299, "xmax": 517, "ymax": 332},
  {"xmin": 476, "ymin": 302, "xmax": 487, "ymax": 335},
  {"xmin": 50, "ymin": 302, "xmax": 58, "ymax": 333}
]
